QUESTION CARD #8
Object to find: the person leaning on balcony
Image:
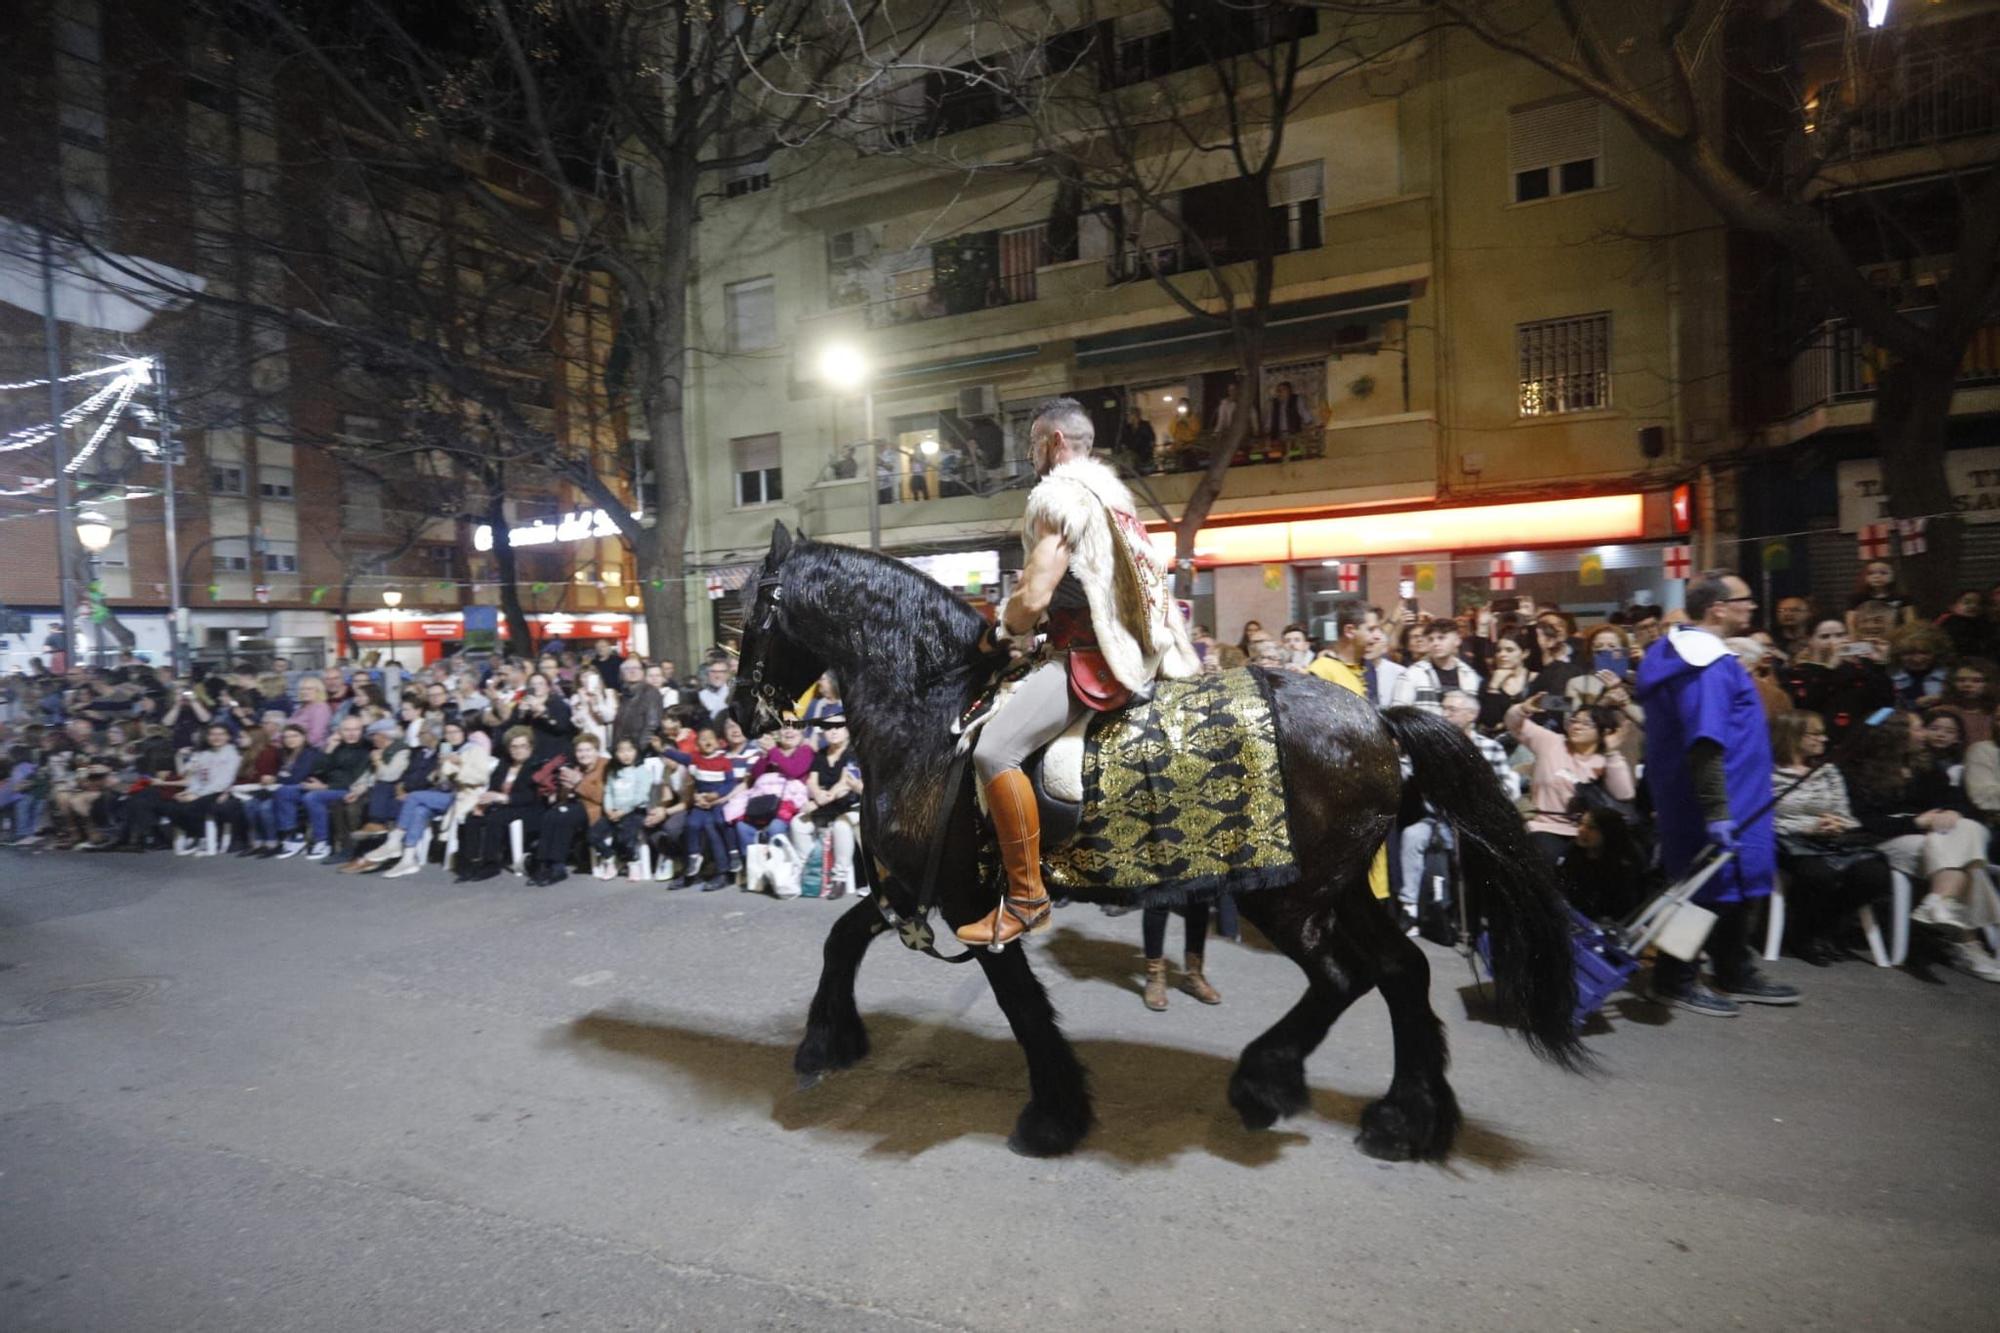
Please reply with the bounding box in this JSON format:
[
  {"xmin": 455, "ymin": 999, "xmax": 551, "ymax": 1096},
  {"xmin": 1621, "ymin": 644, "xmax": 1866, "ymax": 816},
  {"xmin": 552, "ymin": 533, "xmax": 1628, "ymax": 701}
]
[{"xmin": 1267, "ymin": 380, "xmax": 1307, "ymax": 437}]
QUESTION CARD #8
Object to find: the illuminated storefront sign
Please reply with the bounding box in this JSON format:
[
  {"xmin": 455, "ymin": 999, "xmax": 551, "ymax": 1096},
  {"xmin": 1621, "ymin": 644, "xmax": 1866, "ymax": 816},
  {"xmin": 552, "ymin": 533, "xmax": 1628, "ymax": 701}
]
[
  {"xmin": 472, "ymin": 508, "xmax": 631, "ymax": 552},
  {"xmin": 1147, "ymin": 493, "xmax": 1647, "ymax": 566}
]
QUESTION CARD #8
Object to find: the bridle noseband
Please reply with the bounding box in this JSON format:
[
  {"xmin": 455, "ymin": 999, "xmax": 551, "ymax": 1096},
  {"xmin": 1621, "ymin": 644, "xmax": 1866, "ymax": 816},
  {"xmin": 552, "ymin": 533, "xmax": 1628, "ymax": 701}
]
[{"xmin": 742, "ymin": 572, "xmax": 788, "ymax": 715}]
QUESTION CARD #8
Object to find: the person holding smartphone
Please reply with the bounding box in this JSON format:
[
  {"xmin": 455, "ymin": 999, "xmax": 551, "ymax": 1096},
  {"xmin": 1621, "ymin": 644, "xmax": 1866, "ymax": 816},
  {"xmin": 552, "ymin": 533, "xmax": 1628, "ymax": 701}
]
[{"xmin": 1782, "ymin": 618, "xmax": 1894, "ymax": 743}]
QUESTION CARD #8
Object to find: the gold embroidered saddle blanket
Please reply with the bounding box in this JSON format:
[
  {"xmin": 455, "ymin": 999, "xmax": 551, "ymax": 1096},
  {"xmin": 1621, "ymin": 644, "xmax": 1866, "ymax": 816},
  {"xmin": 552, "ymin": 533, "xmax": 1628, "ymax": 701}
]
[{"xmin": 1006, "ymin": 668, "xmax": 1298, "ymax": 908}]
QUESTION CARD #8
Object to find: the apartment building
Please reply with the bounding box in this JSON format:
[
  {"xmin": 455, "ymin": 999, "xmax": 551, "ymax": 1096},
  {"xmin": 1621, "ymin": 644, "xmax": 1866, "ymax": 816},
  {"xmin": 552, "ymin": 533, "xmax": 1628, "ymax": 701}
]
[
  {"xmin": 1729, "ymin": 1, "xmax": 2000, "ymax": 609},
  {"xmin": 0, "ymin": 0, "xmax": 636, "ymax": 671},
  {"xmin": 677, "ymin": 5, "xmax": 1725, "ymax": 646}
]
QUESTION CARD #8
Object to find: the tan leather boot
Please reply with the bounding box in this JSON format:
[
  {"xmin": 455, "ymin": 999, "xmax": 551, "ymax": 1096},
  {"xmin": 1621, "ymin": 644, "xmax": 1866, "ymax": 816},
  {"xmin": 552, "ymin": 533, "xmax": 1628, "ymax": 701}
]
[
  {"xmin": 956, "ymin": 769, "xmax": 1052, "ymax": 947},
  {"xmin": 1143, "ymin": 957, "xmax": 1169, "ymax": 1011},
  {"xmin": 1182, "ymin": 952, "xmax": 1222, "ymax": 1005}
]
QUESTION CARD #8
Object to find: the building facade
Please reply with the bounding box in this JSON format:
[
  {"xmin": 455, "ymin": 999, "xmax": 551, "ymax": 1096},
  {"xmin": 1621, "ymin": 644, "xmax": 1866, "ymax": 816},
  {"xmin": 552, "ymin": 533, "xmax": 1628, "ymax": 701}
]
[
  {"xmin": 675, "ymin": 6, "xmax": 1727, "ymax": 646},
  {"xmin": 0, "ymin": 0, "xmax": 638, "ymax": 673}
]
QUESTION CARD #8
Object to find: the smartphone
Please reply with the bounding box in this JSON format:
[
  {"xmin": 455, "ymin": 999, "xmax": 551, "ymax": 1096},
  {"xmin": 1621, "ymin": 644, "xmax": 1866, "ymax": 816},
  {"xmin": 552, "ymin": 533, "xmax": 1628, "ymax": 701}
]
[
  {"xmin": 1593, "ymin": 649, "xmax": 1627, "ymax": 679},
  {"xmin": 1839, "ymin": 642, "xmax": 1872, "ymax": 658}
]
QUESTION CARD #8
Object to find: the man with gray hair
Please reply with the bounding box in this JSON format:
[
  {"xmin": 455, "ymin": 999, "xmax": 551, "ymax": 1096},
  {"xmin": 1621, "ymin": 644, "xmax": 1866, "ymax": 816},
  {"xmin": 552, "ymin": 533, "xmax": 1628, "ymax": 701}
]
[{"xmin": 961, "ymin": 397, "xmax": 1201, "ymax": 947}]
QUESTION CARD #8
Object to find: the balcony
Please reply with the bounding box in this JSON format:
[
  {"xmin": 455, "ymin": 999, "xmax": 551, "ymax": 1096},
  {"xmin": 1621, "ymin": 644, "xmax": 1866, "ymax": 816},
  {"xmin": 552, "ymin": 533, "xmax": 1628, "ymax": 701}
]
[
  {"xmin": 1776, "ymin": 316, "xmax": 2000, "ymax": 441},
  {"xmin": 829, "ymin": 224, "xmax": 1047, "ymax": 330},
  {"xmin": 1807, "ymin": 51, "xmax": 2000, "ymax": 162}
]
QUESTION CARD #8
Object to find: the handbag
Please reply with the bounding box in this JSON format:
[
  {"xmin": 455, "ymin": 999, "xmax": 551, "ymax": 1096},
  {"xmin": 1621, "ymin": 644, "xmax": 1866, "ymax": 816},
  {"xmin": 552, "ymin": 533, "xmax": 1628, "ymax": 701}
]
[
  {"xmin": 1777, "ymin": 831, "xmax": 1885, "ymax": 877},
  {"xmin": 1066, "ymin": 649, "xmax": 1132, "ymax": 712}
]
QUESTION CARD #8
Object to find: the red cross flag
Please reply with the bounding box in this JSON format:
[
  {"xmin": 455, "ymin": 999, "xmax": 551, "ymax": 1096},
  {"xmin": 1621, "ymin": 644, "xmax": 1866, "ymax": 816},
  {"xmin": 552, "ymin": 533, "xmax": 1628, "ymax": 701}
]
[
  {"xmin": 705, "ymin": 573, "xmax": 725, "ymax": 601},
  {"xmin": 1488, "ymin": 558, "xmax": 1515, "ymax": 591},
  {"xmin": 1336, "ymin": 563, "xmax": 1362, "ymax": 594},
  {"xmin": 1857, "ymin": 523, "xmax": 1892, "ymax": 561},
  {"xmin": 1662, "ymin": 544, "xmax": 1692, "ymax": 580},
  {"xmin": 1897, "ymin": 517, "xmax": 1928, "ymax": 556}
]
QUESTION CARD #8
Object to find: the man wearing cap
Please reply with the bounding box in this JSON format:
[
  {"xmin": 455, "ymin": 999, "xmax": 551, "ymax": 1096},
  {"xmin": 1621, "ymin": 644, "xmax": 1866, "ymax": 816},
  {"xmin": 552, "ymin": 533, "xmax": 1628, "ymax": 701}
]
[{"xmin": 963, "ymin": 396, "xmax": 1201, "ymax": 947}]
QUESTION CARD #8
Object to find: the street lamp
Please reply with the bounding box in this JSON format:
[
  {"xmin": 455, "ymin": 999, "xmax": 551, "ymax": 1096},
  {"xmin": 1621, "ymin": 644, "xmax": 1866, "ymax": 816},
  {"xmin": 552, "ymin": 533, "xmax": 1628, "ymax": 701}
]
[
  {"xmin": 817, "ymin": 341, "xmax": 879, "ymax": 549},
  {"xmin": 624, "ymin": 593, "xmax": 640, "ymax": 610},
  {"xmin": 75, "ymin": 510, "xmax": 114, "ymax": 668},
  {"xmin": 381, "ymin": 588, "xmax": 403, "ymax": 669}
]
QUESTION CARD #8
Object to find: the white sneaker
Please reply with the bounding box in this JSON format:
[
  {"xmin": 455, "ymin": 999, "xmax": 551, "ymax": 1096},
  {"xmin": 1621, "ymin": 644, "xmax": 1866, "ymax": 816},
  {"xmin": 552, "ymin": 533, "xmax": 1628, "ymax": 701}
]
[
  {"xmin": 13, "ymin": 834, "xmax": 42, "ymax": 847},
  {"xmin": 174, "ymin": 838, "xmax": 198, "ymax": 856},
  {"xmin": 382, "ymin": 850, "xmax": 422, "ymax": 879},
  {"xmin": 1948, "ymin": 941, "xmax": 2000, "ymax": 982},
  {"xmin": 307, "ymin": 841, "xmax": 331, "ymax": 859},
  {"xmin": 362, "ymin": 830, "xmax": 406, "ymax": 864},
  {"xmin": 628, "ymin": 864, "xmax": 646, "ymax": 883},
  {"xmin": 1912, "ymin": 893, "xmax": 1970, "ymax": 929},
  {"xmin": 276, "ymin": 839, "xmax": 305, "ymax": 859}
]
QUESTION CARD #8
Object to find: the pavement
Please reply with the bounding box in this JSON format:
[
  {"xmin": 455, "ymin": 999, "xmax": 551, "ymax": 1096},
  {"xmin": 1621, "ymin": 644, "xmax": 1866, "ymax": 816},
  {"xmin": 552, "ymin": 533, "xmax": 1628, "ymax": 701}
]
[{"xmin": 2, "ymin": 846, "xmax": 1996, "ymax": 1333}]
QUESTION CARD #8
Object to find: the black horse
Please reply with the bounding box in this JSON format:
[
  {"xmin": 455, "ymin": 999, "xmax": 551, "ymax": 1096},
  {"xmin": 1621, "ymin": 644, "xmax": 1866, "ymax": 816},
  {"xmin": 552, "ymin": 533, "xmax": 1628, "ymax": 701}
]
[{"xmin": 733, "ymin": 524, "xmax": 1585, "ymax": 1160}]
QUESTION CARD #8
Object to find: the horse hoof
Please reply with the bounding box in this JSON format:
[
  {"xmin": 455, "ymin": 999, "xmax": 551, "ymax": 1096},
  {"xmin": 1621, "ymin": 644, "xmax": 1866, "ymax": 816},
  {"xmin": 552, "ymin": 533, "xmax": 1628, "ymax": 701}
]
[
  {"xmin": 1229, "ymin": 1058, "xmax": 1310, "ymax": 1131},
  {"xmin": 1007, "ymin": 1100, "xmax": 1092, "ymax": 1158},
  {"xmin": 793, "ymin": 1019, "xmax": 869, "ymax": 1079},
  {"xmin": 795, "ymin": 1071, "xmax": 826, "ymax": 1092}
]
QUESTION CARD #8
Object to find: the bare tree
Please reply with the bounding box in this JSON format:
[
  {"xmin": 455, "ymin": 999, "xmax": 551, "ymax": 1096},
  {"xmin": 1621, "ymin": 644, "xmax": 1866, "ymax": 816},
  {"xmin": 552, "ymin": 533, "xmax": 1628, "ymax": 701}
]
[{"xmin": 1352, "ymin": 0, "xmax": 2000, "ymax": 608}]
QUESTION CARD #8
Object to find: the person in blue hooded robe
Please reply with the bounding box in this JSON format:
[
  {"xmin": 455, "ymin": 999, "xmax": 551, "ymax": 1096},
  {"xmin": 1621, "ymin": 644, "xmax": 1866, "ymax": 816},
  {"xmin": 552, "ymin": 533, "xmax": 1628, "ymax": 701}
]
[{"xmin": 1635, "ymin": 571, "xmax": 1801, "ymax": 1016}]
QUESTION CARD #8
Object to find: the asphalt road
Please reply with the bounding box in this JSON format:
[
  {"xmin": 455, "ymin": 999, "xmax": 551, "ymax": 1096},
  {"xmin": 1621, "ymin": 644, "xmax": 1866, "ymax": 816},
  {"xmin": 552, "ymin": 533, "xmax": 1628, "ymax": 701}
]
[{"xmin": 3, "ymin": 846, "xmax": 1996, "ymax": 1332}]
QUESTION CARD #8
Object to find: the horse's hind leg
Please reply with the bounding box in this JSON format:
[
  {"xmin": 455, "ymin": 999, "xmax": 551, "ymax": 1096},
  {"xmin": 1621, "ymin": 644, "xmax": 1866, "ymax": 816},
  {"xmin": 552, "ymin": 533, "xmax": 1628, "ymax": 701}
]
[
  {"xmin": 977, "ymin": 942, "xmax": 1094, "ymax": 1157},
  {"xmin": 1227, "ymin": 887, "xmax": 1373, "ymax": 1130},
  {"xmin": 795, "ymin": 896, "xmax": 889, "ymax": 1083},
  {"xmin": 1353, "ymin": 903, "xmax": 1462, "ymax": 1162}
]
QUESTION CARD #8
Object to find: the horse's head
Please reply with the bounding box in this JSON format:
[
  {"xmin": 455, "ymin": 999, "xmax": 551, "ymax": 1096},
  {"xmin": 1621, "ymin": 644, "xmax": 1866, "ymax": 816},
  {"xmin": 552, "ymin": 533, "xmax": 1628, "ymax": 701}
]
[{"xmin": 731, "ymin": 522, "xmax": 825, "ymax": 734}]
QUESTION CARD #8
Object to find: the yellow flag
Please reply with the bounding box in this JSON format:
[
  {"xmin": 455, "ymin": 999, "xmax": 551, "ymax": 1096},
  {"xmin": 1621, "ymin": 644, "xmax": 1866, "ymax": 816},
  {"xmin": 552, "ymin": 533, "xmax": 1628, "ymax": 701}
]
[{"xmin": 1578, "ymin": 553, "xmax": 1605, "ymax": 586}]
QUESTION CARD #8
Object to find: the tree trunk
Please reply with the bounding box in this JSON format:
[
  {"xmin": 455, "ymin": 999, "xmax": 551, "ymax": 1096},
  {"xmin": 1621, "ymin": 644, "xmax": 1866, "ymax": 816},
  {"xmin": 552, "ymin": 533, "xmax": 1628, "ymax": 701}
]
[
  {"xmin": 637, "ymin": 176, "xmax": 698, "ymax": 674},
  {"xmin": 1874, "ymin": 354, "xmax": 1964, "ymax": 616},
  {"xmin": 483, "ymin": 483, "xmax": 535, "ymax": 655}
]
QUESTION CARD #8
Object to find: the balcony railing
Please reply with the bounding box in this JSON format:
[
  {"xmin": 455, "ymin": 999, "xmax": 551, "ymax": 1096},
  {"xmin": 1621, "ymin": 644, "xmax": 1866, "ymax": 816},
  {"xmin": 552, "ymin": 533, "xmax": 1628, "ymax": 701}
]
[
  {"xmin": 1809, "ymin": 51, "xmax": 2000, "ymax": 160},
  {"xmin": 1787, "ymin": 316, "xmax": 2000, "ymax": 415}
]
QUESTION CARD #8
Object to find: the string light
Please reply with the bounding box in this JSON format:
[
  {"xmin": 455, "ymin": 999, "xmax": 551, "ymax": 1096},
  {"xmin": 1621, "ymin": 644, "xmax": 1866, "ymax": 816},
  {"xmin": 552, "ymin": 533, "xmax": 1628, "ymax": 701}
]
[
  {"xmin": 0, "ymin": 374, "xmax": 131, "ymax": 453},
  {"xmin": 0, "ymin": 356, "xmax": 150, "ymax": 394},
  {"xmin": 62, "ymin": 370, "xmax": 142, "ymax": 474}
]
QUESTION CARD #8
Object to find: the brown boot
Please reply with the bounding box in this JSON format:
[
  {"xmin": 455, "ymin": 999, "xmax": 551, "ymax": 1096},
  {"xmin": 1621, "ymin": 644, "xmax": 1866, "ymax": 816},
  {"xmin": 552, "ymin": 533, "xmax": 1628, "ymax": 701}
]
[
  {"xmin": 1182, "ymin": 952, "xmax": 1222, "ymax": 1005},
  {"xmin": 1143, "ymin": 957, "xmax": 1169, "ymax": 1011},
  {"xmin": 956, "ymin": 769, "xmax": 1051, "ymax": 948}
]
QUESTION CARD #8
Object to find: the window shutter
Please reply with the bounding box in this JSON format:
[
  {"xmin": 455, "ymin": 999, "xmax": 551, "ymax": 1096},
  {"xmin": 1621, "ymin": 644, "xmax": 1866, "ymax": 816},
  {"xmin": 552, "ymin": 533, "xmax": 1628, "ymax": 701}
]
[
  {"xmin": 1508, "ymin": 99, "xmax": 1600, "ymax": 172},
  {"xmin": 732, "ymin": 434, "xmax": 781, "ymax": 475},
  {"xmin": 1270, "ymin": 161, "xmax": 1323, "ymax": 206}
]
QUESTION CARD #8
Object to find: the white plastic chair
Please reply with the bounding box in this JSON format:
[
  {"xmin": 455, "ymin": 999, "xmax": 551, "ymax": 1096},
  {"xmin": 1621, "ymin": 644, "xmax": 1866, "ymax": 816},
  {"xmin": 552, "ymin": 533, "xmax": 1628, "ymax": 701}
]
[
  {"xmin": 508, "ymin": 820, "xmax": 526, "ymax": 875},
  {"xmin": 1764, "ymin": 868, "xmax": 1912, "ymax": 967}
]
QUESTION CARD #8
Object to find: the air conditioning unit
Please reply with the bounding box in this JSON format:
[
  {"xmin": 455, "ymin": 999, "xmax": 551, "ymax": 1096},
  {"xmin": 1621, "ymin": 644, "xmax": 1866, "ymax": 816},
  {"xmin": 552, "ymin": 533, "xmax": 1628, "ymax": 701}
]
[
  {"xmin": 829, "ymin": 227, "xmax": 878, "ymax": 265},
  {"xmin": 957, "ymin": 385, "xmax": 1000, "ymax": 420}
]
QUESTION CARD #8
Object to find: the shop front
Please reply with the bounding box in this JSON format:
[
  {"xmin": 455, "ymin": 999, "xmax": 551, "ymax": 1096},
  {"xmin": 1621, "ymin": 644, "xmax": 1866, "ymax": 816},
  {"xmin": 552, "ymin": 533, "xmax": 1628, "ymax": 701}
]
[
  {"xmin": 343, "ymin": 610, "xmax": 635, "ymax": 667},
  {"xmin": 1153, "ymin": 489, "xmax": 1691, "ymax": 642}
]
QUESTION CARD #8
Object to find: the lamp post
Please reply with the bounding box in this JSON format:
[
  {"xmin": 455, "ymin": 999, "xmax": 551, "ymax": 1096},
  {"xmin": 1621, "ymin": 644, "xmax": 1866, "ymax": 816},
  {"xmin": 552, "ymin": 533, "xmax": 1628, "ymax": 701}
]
[
  {"xmin": 381, "ymin": 588, "xmax": 403, "ymax": 668},
  {"xmin": 817, "ymin": 342, "xmax": 877, "ymax": 550},
  {"xmin": 75, "ymin": 509, "xmax": 114, "ymax": 668}
]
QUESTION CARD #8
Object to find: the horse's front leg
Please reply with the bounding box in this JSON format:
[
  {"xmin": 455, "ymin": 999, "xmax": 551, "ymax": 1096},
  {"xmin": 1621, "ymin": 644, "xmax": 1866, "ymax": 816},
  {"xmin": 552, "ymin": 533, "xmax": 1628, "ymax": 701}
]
[
  {"xmin": 794, "ymin": 896, "xmax": 889, "ymax": 1084},
  {"xmin": 977, "ymin": 942, "xmax": 1095, "ymax": 1157}
]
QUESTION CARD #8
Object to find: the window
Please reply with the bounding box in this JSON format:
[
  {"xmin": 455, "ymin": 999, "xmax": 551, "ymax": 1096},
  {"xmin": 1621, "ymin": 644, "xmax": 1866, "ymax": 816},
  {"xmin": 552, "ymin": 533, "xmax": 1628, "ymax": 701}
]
[
  {"xmin": 721, "ymin": 148, "xmax": 771, "ymax": 197},
  {"xmin": 209, "ymin": 463, "xmax": 246, "ymax": 495},
  {"xmin": 258, "ymin": 465, "xmax": 294, "ymax": 501},
  {"xmin": 1518, "ymin": 313, "xmax": 1611, "ymax": 416},
  {"xmin": 344, "ymin": 475, "xmax": 384, "ymax": 531},
  {"xmin": 724, "ymin": 277, "xmax": 777, "ymax": 352},
  {"xmin": 211, "ymin": 538, "xmax": 252, "ymax": 573},
  {"xmin": 262, "ymin": 540, "xmax": 299, "ymax": 575},
  {"xmin": 423, "ymin": 544, "xmax": 458, "ymax": 564},
  {"xmin": 731, "ymin": 433, "xmax": 783, "ymax": 507},
  {"xmin": 1510, "ymin": 99, "xmax": 1603, "ymax": 203},
  {"xmin": 1269, "ymin": 162, "xmax": 1324, "ymax": 255}
]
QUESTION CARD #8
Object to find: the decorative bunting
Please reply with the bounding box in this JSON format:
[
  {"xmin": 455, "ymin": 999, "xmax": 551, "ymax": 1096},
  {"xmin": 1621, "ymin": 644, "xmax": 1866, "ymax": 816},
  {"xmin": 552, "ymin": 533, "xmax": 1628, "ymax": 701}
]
[
  {"xmin": 1662, "ymin": 545, "xmax": 1691, "ymax": 580},
  {"xmin": 1488, "ymin": 558, "xmax": 1515, "ymax": 591},
  {"xmin": 1897, "ymin": 517, "xmax": 1928, "ymax": 555},
  {"xmin": 206, "ymin": 582, "xmax": 220, "ymax": 601},
  {"xmin": 309, "ymin": 585, "xmax": 328, "ymax": 604},
  {"xmin": 1760, "ymin": 540, "xmax": 1791, "ymax": 572},
  {"xmin": 531, "ymin": 581, "xmax": 549, "ymax": 594},
  {"xmin": 1262, "ymin": 563, "xmax": 1283, "ymax": 591},
  {"xmin": 1857, "ymin": 523, "xmax": 1892, "ymax": 561},
  {"xmin": 1412, "ymin": 562, "xmax": 1437, "ymax": 593},
  {"xmin": 1577, "ymin": 553, "xmax": 1605, "ymax": 586}
]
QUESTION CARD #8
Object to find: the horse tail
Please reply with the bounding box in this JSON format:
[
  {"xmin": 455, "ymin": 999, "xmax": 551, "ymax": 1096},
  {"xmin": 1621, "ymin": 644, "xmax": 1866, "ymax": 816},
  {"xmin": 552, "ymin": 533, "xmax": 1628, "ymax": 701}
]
[{"xmin": 1378, "ymin": 706, "xmax": 1591, "ymax": 1072}]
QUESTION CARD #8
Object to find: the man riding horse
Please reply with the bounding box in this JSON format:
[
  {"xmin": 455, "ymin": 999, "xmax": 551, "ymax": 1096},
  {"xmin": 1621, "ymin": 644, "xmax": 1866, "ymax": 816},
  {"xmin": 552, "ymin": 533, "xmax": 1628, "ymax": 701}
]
[{"xmin": 961, "ymin": 397, "xmax": 1202, "ymax": 948}]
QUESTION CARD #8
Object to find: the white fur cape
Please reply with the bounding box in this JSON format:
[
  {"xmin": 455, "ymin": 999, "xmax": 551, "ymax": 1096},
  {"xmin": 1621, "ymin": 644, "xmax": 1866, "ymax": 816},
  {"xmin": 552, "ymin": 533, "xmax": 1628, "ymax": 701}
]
[{"xmin": 1024, "ymin": 455, "xmax": 1201, "ymax": 692}]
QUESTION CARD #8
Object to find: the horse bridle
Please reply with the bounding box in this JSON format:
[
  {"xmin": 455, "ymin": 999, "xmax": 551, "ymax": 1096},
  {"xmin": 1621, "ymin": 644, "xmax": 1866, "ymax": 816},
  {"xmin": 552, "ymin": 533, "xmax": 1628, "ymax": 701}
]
[{"xmin": 741, "ymin": 570, "xmax": 790, "ymax": 720}]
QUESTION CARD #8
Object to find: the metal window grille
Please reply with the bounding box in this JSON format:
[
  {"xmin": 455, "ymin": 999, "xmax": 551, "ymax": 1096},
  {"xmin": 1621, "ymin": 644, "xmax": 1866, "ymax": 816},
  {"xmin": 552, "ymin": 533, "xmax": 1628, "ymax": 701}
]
[{"xmin": 1518, "ymin": 313, "xmax": 1611, "ymax": 416}]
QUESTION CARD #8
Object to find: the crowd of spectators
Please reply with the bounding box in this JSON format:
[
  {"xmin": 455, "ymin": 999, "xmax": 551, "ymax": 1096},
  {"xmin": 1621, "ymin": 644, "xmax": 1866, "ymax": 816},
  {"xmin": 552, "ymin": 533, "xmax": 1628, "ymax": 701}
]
[
  {"xmin": 1206, "ymin": 571, "xmax": 2000, "ymax": 985},
  {"xmin": 0, "ymin": 640, "xmax": 864, "ymax": 898}
]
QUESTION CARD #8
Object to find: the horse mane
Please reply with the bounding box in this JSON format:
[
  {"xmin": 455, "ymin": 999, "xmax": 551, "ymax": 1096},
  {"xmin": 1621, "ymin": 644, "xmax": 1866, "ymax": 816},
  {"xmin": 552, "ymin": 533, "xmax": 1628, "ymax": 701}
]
[{"xmin": 784, "ymin": 539, "xmax": 988, "ymax": 694}]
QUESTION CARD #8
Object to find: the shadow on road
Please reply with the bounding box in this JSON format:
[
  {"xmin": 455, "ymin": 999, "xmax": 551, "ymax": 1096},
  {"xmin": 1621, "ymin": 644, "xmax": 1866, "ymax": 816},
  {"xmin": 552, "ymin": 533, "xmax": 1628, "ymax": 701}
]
[{"xmin": 558, "ymin": 1004, "xmax": 1537, "ymax": 1172}]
